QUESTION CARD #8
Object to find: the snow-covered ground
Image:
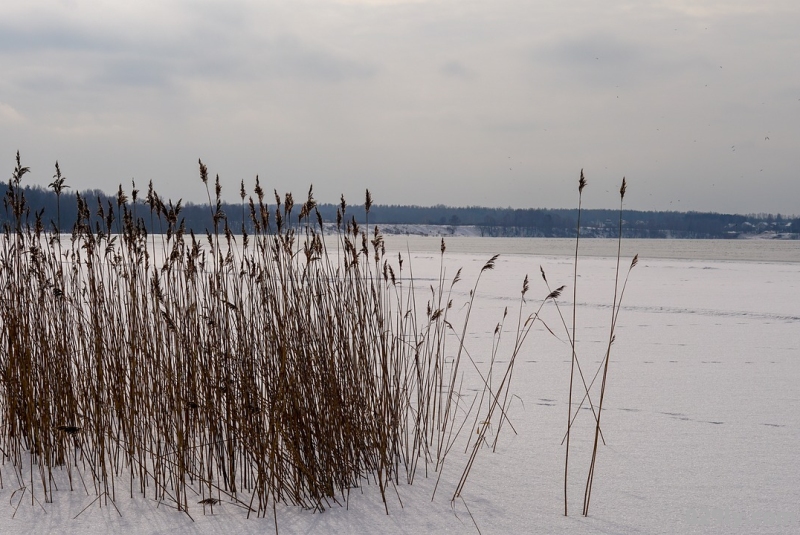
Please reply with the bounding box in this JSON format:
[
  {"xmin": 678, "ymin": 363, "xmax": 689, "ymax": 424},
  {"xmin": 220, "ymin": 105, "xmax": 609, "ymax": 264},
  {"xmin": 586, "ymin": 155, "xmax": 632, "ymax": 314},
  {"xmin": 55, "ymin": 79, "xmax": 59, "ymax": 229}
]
[{"xmin": 2, "ymin": 239, "xmax": 798, "ymax": 534}]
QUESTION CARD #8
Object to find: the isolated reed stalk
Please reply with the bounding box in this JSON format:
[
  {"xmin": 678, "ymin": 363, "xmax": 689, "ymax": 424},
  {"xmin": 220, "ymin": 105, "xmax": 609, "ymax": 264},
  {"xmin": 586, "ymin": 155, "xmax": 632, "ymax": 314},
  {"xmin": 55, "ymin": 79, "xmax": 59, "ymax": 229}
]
[
  {"xmin": 564, "ymin": 169, "xmax": 586, "ymax": 516},
  {"xmin": 582, "ymin": 177, "xmax": 637, "ymax": 516}
]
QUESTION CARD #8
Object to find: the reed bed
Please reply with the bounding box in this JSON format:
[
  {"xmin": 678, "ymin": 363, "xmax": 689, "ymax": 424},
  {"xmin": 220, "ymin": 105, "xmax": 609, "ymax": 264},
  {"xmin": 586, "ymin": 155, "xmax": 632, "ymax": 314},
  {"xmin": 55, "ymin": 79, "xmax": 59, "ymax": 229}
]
[{"xmin": 0, "ymin": 155, "xmax": 559, "ymax": 523}]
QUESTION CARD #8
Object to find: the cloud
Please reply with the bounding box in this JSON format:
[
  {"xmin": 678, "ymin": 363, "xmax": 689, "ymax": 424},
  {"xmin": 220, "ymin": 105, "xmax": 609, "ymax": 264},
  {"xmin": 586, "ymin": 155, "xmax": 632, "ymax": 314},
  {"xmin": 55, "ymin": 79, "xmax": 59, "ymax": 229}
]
[
  {"xmin": 535, "ymin": 33, "xmax": 706, "ymax": 88},
  {"xmin": 92, "ymin": 56, "xmax": 174, "ymax": 89},
  {"xmin": 0, "ymin": 9, "xmax": 377, "ymax": 92},
  {"xmin": 258, "ymin": 36, "xmax": 378, "ymax": 82},
  {"xmin": 656, "ymin": 0, "xmax": 794, "ymax": 18},
  {"xmin": 332, "ymin": 0, "xmax": 432, "ymax": 5},
  {"xmin": 0, "ymin": 0, "xmax": 798, "ymax": 213},
  {"xmin": 439, "ymin": 60, "xmax": 473, "ymax": 80},
  {"xmin": 0, "ymin": 23, "xmax": 120, "ymax": 53},
  {"xmin": 0, "ymin": 102, "xmax": 25, "ymax": 124}
]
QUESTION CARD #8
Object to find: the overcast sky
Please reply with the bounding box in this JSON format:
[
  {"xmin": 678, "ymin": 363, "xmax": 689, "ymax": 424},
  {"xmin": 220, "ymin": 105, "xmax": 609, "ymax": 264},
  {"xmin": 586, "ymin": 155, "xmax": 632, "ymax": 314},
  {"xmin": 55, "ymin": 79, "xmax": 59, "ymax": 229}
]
[{"xmin": 1, "ymin": 0, "xmax": 798, "ymax": 214}]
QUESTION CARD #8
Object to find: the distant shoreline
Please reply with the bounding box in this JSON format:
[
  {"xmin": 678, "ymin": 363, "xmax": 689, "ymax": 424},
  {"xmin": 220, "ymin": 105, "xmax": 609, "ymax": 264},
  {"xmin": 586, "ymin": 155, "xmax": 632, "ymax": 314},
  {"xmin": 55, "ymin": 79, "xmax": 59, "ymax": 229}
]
[
  {"xmin": 3, "ymin": 182, "xmax": 797, "ymax": 240},
  {"xmin": 362, "ymin": 223, "xmax": 799, "ymax": 240}
]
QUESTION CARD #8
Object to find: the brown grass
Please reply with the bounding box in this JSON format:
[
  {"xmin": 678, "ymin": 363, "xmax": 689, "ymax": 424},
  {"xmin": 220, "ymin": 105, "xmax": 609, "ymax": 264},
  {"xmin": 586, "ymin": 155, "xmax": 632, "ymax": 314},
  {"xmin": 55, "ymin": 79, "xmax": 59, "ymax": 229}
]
[
  {"xmin": 0, "ymin": 154, "xmax": 635, "ymax": 525},
  {"xmin": 0, "ymin": 154, "xmax": 564, "ymax": 525}
]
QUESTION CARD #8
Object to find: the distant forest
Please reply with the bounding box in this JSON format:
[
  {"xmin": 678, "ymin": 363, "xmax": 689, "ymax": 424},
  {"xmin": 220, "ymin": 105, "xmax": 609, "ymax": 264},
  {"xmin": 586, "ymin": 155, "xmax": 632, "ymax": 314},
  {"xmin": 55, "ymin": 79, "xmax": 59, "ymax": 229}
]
[{"xmin": 2, "ymin": 182, "xmax": 798, "ymax": 239}]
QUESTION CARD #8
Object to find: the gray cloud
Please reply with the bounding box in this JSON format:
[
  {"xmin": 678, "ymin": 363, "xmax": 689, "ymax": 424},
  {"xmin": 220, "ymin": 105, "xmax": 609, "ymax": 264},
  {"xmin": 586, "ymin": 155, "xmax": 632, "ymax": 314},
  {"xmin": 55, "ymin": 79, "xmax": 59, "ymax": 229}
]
[
  {"xmin": 536, "ymin": 33, "xmax": 708, "ymax": 89},
  {"xmin": 0, "ymin": 0, "xmax": 798, "ymax": 215},
  {"xmin": 1, "ymin": 7, "xmax": 377, "ymax": 95},
  {"xmin": 259, "ymin": 36, "xmax": 378, "ymax": 82},
  {"xmin": 0, "ymin": 23, "xmax": 121, "ymax": 53},
  {"xmin": 440, "ymin": 60, "xmax": 473, "ymax": 79},
  {"xmin": 92, "ymin": 57, "xmax": 174, "ymax": 89}
]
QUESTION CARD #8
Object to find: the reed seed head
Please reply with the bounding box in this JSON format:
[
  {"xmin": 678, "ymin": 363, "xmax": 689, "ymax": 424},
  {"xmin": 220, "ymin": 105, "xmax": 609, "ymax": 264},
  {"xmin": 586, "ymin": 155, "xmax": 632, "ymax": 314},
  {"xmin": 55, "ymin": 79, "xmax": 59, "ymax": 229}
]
[
  {"xmin": 199, "ymin": 159, "xmax": 208, "ymax": 184},
  {"xmin": 481, "ymin": 254, "xmax": 500, "ymax": 273},
  {"xmin": 547, "ymin": 285, "xmax": 566, "ymax": 300}
]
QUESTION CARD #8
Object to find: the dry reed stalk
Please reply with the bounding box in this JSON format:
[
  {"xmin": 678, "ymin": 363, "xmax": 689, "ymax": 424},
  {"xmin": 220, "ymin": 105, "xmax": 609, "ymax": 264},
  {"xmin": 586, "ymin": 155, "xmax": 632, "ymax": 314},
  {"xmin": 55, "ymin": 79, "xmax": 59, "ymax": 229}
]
[
  {"xmin": 541, "ymin": 172, "xmax": 636, "ymax": 518},
  {"xmin": 564, "ymin": 169, "xmax": 586, "ymax": 516},
  {"xmin": 582, "ymin": 178, "xmax": 637, "ymax": 516}
]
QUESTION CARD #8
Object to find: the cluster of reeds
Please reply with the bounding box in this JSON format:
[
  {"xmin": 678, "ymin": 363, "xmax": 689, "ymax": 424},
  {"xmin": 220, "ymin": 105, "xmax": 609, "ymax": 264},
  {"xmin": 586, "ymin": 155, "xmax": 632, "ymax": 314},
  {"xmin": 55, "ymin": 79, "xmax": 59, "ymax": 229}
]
[{"xmin": 0, "ymin": 153, "xmax": 558, "ymax": 524}]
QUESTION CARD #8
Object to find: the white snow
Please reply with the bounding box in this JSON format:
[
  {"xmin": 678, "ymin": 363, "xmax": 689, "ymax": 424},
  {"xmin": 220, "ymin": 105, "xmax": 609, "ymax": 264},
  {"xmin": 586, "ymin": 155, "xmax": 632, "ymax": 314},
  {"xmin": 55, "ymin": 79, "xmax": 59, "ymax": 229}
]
[{"xmin": 2, "ymin": 238, "xmax": 798, "ymax": 534}]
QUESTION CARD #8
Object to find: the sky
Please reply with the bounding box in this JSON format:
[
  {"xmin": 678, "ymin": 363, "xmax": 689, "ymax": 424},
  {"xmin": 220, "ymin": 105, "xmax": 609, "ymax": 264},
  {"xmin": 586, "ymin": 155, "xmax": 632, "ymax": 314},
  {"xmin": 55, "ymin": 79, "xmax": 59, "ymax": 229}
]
[{"xmin": 0, "ymin": 0, "xmax": 798, "ymax": 215}]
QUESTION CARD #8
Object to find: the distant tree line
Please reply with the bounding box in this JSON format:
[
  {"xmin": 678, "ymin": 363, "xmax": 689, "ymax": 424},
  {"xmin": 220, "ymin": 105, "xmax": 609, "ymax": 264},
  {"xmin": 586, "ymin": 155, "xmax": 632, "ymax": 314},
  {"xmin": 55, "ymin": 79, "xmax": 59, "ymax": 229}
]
[{"xmin": 2, "ymin": 182, "xmax": 798, "ymax": 239}]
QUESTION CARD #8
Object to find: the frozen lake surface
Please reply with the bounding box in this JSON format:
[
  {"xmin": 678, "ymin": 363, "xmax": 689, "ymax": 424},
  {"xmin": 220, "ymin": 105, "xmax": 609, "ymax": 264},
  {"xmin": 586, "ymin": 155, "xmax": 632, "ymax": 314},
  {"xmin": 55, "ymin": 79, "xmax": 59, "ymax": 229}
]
[{"xmin": 3, "ymin": 238, "xmax": 798, "ymax": 534}]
